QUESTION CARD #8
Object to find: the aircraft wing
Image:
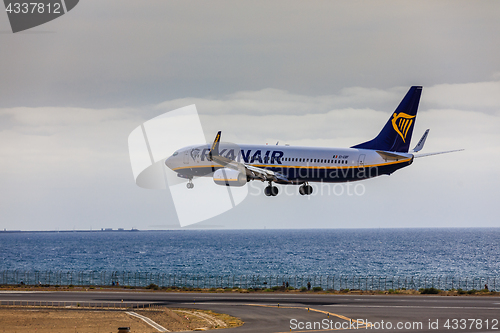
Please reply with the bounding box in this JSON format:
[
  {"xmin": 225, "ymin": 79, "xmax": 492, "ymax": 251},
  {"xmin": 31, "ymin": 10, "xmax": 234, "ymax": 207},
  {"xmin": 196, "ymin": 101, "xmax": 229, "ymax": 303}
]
[
  {"xmin": 413, "ymin": 149, "xmax": 464, "ymax": 158},
  {"xmin": 244, "ymin": 164, "xmax": 289, "ymax": 182},
  {"xmin": 208, "ymin": 131, "xmax": 289, "ymax": 183}
]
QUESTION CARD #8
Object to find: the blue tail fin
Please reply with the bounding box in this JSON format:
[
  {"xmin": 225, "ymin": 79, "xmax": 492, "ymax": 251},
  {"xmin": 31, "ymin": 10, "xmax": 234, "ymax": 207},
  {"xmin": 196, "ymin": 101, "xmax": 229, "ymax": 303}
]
[{"xmin": 351, "ymin": 86, "xmax": 422, "ymax": 153}]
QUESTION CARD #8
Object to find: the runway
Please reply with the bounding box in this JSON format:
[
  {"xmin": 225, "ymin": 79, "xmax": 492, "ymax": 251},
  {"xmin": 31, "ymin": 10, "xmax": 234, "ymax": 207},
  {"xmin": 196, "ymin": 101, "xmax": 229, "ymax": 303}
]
[{"xmin": 1, "ymin": 291, "xmax": 499, "ymax": 332}]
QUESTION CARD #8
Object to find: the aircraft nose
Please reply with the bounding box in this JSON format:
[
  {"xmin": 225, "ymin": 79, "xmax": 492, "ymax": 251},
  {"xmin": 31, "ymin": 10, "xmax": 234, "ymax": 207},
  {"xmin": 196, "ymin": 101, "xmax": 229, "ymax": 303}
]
[{"xmin": 165, "ymin": 155, "xmax": 175, "ymax": 170}]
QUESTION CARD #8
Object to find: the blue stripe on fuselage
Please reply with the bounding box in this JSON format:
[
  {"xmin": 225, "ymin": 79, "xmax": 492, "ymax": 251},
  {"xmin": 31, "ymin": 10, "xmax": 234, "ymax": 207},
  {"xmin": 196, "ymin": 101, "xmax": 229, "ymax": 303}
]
[{"xmin": 174, "ymin": 159, "xmax": 412, "ymax": 183}]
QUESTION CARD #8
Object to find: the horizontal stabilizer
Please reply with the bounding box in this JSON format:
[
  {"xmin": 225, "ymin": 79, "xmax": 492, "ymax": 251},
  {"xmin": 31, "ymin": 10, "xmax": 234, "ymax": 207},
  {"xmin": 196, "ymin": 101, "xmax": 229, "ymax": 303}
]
[
  {"xmin": 376, "ymin": 150, "xmax": 411, "ymax": 161},
  {"xmin": 414, "ymin": 149, "xmax": 464, "ymax": 158}
]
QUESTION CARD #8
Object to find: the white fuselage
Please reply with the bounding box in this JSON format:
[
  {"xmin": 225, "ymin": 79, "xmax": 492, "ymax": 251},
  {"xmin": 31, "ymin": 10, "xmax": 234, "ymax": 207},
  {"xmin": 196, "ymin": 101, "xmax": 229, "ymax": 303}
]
[{"xmin": 165, "ymin": 143, "xmax": 413, "ymax": 184}]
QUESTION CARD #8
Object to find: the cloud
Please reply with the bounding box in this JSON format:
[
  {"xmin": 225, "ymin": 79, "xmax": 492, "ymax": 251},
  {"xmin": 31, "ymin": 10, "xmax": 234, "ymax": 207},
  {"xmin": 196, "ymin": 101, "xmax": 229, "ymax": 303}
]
[
  {"xmin": 0, "ymin": 105, "xmax": 179, "ymax": 230},
  {"xmin": 424, "ymin": 81, "xmax": 500, "ymax": 114},
  {"xmin": 156, "ymin": 81, "xmax": 500, "ymax": 118},
  {"xmin": 1, "ymin": 1, "xmax": 499, "ymax": 108}
]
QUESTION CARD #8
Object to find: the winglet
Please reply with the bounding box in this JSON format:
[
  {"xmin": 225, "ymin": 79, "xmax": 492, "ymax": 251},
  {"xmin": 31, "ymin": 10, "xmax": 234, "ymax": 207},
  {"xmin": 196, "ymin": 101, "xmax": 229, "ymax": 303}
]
[
  {"xmin": 411, "ymin": 129, "xmax": 430, "ymax": 153},
  {"xmin": 208, "ymin": 131, "xmax": 221, "ymax": 161}
]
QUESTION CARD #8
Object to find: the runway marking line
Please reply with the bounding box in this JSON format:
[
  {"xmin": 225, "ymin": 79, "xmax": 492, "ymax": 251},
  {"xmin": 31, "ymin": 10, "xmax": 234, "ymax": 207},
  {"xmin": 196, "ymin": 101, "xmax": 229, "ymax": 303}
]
[
  {"xmin": 174, "ymin": 309, "xmax": 227, "ymax": 328},
  {"xmin": 245, "ymin": 304, "xmax": 370, "ymax": 332},
  {"xmin": 126, "ymin": 311, "xmax": 170, "ymax": 332}
]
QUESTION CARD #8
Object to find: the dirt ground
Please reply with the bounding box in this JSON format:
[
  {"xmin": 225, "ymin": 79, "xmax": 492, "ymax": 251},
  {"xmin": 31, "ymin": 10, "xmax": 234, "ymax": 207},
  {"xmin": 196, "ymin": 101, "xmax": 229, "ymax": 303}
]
[{"xmin": 0, "ymin": 307, "xmax": 243, "ymax": 333}]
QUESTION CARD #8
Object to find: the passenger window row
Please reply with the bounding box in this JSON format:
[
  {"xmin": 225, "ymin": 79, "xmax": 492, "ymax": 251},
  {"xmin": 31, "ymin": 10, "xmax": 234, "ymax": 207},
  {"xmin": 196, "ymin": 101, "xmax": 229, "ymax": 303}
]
[{"xmin": 281, "ymin": 157, "xmax": 347, "ymax": 164}]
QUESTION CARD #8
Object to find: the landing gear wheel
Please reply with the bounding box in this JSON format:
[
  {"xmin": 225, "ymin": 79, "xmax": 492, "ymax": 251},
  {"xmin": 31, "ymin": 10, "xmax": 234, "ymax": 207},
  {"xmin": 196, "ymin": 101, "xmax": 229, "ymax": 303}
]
[
  {"xmin": 264, "ymin": 186, "xmax": 272, "ymax": 196},
  {"xmin": 299, "ymin": 184, "xmax": 313, "ymax": 195},
  {"xmin": 264, "ymin": 184, "xmax": 279, "ymax": 196},
  {"xmin": 270, "ymin": 186, "xmax": 278, "ymax": 196},
  {"xmin": 186, "ymin": 180, "xmax": 194, "ymax": 189},
  {"xmin": 305, "ymin": 185, "xmax": 312, "ymax": 195},
  {"xmin": 299, "ymin": 186, "xmax": 306, "ymax": 195}
]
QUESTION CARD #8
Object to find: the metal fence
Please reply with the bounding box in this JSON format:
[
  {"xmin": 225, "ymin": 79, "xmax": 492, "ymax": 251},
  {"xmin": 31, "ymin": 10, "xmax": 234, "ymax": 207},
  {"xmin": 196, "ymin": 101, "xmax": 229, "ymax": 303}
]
[{"xmin": 0, "ymin": 270, "xmax": 497, "ymax": 291}]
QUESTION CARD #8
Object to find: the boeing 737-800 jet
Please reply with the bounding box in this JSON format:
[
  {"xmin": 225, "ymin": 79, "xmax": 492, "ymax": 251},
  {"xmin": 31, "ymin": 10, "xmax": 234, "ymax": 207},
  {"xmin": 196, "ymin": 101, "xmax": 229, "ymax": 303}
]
[{"xmin": 165, "ymin": 86, "xmax": 461, "ymax": 196}]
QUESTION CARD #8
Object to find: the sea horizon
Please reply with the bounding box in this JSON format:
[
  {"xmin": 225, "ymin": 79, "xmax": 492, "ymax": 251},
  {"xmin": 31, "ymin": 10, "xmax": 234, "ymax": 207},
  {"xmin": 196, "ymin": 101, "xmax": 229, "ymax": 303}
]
[
  {"xmin": 2, "ymin": 226, "xmax": 500, "ymax": 232},
  {"xmin": 1, "ymin": 228, "xmax": 499, "ymax": 278}
]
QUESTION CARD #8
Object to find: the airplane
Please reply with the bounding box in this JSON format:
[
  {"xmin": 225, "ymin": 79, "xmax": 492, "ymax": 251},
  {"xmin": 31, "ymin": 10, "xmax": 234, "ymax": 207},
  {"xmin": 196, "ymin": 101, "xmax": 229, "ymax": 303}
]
[{"xmin": 164, "ymin": 86, "xmax": 462, "ymax": 196}]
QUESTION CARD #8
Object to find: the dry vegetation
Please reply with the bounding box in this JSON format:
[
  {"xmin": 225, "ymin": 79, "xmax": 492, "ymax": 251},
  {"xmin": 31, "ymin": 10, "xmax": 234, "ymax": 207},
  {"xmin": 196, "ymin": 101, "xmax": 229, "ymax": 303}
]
[
  {"xmin": 1, "ymin": 284, "xmax": 498, "ymax": 296},
  {"xmin": 0, "ymin": 306, "xmax": 242, "ymax": 333}
]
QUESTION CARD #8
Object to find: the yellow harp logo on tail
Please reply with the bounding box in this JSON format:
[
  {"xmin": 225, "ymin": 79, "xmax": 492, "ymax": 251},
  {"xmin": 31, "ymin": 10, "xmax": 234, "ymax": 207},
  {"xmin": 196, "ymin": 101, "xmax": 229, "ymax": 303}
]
[{"xmin": 391, "ymin": 112, "xmax": 416, "ymax": 143}]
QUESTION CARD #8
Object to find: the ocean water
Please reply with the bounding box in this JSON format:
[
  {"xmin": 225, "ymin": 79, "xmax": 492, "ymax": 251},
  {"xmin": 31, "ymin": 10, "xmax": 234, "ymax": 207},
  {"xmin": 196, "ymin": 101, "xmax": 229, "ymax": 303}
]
[{"xmin": 0, "ymin": 229, "xmax": 499, "ymax": 278}]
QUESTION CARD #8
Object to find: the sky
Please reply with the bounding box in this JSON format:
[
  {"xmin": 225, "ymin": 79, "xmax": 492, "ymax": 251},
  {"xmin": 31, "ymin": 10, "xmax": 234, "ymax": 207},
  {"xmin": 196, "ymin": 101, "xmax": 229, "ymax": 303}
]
[{"xmin": 0, "ymin": 1, "xmax": 499, "ymax": 230}]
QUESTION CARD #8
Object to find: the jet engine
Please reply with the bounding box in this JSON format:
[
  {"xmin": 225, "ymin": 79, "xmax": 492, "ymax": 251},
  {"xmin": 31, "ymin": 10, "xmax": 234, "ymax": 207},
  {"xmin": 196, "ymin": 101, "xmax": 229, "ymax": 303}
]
[{"xmin": 213, "ymin": 168, "xmax": 248, "ymax": 187}]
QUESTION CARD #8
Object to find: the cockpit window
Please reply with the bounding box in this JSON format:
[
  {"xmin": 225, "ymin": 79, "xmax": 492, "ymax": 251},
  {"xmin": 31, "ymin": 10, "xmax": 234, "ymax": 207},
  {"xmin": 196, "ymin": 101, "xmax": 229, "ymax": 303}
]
[{"xmin": 173, "ymin": 152, "xmax": 178, "ymax": 156}]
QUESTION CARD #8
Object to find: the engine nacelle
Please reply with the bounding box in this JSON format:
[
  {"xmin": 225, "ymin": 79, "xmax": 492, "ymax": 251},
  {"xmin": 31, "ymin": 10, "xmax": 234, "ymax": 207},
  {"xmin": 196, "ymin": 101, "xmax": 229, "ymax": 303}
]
[{"xmin": 213, "ymin": 168, "xmax": 248, "ymax": 187}]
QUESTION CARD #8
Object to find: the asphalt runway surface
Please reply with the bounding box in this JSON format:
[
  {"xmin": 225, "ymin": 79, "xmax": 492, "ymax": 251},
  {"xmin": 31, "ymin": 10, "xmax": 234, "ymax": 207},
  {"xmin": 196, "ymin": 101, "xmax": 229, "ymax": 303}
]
[{"xmin": 1, "ymin": 291, "xmax": 499, "ymax": 332}]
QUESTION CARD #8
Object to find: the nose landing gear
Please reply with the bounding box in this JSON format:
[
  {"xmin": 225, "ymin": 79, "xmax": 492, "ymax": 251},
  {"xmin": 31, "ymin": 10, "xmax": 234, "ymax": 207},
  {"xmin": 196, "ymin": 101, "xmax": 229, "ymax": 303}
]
[
  {"xmin": 299, "ymin": 183, "xmax": 313, "ymax": 195},
  {"xmin": 264, "ymin": 182, "xmax": 279, "ymax": 196},
  {"xmin": 186, "ymin": 179, "xmax": 194, "ymax": 189}
]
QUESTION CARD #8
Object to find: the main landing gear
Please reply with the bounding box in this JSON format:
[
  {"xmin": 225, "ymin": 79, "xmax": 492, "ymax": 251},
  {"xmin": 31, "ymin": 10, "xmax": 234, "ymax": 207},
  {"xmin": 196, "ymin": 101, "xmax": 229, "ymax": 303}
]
[
  {"xmin": 264, "ymin": 182, "xmax": 279, "ymax": 196},
  {"xmin": 186, "ymin": 178, "xmax": 194, "ymax": 189},
  {"xmin": 299, "ymin": 183, "xmax": 313, "ymax": 196}
]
